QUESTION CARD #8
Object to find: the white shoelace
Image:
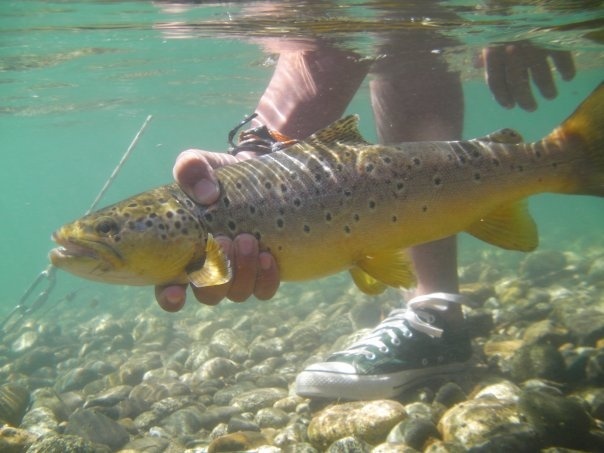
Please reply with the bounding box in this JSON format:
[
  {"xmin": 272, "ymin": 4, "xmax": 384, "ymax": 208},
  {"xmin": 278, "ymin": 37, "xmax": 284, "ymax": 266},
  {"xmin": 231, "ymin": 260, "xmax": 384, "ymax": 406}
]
[{"xmin": 333, "ymin": 293, "xmax": 469, "ymax": 359}]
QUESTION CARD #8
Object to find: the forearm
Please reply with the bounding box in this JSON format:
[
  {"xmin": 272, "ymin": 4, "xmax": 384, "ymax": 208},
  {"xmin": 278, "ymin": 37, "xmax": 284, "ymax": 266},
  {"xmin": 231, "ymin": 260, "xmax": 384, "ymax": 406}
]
[{"xmin": 253, "ymin": 43, "xmax": 370, "ymax": 139}]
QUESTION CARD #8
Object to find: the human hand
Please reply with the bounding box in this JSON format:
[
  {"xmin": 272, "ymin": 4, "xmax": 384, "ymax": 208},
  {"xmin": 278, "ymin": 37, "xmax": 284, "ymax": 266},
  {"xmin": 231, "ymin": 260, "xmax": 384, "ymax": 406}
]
[
  {"xmin": 481, "ymin": 41, "xmax": 575, "ymax": 111},
  {"xmin": 154, "ymin": 149, "xmax": 280, "ymax": 312}
]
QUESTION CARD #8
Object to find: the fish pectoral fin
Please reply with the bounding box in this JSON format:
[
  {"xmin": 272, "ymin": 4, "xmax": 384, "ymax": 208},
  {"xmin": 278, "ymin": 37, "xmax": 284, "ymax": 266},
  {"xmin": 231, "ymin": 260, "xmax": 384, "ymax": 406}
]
[
  {"xmin": 187, "ymin": 234, "xmax": 232, "ymax": 288},
  {"xmin": 466, "ymin": 200, "xmax": 538, "ymax": 251},
  {"xmin": 353, "ymin": 249, "xmax": 416, "ymax": 294},
  {"xmin": 349, "ymin": 267, "xmax": 388, "ymax": 295},
  {"xmin": 474, "ymin": 128, "xmax": 524, "ymax": 144}
]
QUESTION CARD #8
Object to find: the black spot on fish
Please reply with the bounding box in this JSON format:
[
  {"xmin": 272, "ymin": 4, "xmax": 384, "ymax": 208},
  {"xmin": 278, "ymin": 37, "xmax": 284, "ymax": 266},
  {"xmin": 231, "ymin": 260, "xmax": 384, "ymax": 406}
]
[
  {"xmin": 249, "ymin": 205, "xmax": 256, "ymax": 214},
  {"xmin": 325, "ymin": 212, "xmax": 332, "ymax": 222},
  {"xmin": 382, "ymin": 156, "xmax": 392, "ymax": 164},
  {"xmin": 344, "ymin": 190, "xmax": 352, "ymax": 197},
  {"xmin": 314, "ymin": 173, "xmax": 321, "ymax": 182},
  {"xmin": 158, "ymin": 224, "xmax": 165, "ymax": 230},
  {"xmin": 392, "ymin": 215, "xmax": 398, "ymax": 223},
  {"xmin": 369, "ymin": 200, "xmax": 376, "ymax": 209},
  {"xmin": 293, "ymin": 198, "xmax": 301, "ymax": 208},
  {"xmin": 280, "ymin": 183, "xmax": 287, "ymax": 193},
  {"xmin": 278, "ymin": 245, "xmax": 282, "ymax": 251},
  {"xmin": 265, "ymin": 181, "xmax": 272, "ymax": 190},
  {"xmin": 433, "ymin": 176, "xmax": 442, "ymax": 186},
  {"xmin": 114, "ymin": 235, "xmax": 121, "ymax": 242},
  {"xmin": 128, "ymin": 202, "xmax": 138, "ymax": 208},
  {"xmin": 184, "ymin": 199, "xmax": 194, "ymax": 208},
  {"xmin": 176, "ymin": 208, "xmax": 185, "ymax": 214},
  {"xmin": 278, "ymin": 207, "xmax": 285, "ymax": 216},
  {"xmin": 473, "ymin": 173, "xmax": 481, "ymax": 181},
  {"xmin": 344, "ymin": 225, "xmax": 351, "ymax": 234},
  {"xmin": 413, "ymin": 157, "xmax": 421, "ymax": 166},
  {"xmin": 422, "ymin": 205, "xmax": 428, "ymax": 212},
  {"xmin": 236, "ymin": 182, "xmax": 242, "ymax": 189},
  {"xmin": 472, "ymin": 149, "xmax": 480, "ymax": 159},
  {"xmin": 518, "ymin": 165, "xmax": 524, "ymax": 172},
  {"xmin": 223, "ymin": 197, "xmax": 230, "ymax": 207},
  {"xmin": 228, "ymin": 221, "xmax": 236, "ymax": 231},
  {"xmin": 396, "ymin": 182, "xmax": 405, "ymax": 191},
  {"xmin": 158, "ymin": 198, "xmax": 167, "ymax": 204},
  {"xmin": 181, "ymin": 228, "xmax": 188, "ymax": 235},
  {"xmin": 254, "ymin": 231, "xmax": 261, "ymax": 241},
  {"xmin": 336, "ymin": 164, "xmax": 343, "ymax": 172},
  {"xmin": 174, "ymin": 221, "xmax": 181, "ymax": 229},
  {"xmin": 365, "ymin": 163, "xmax": 374, "ymax": 173},
  {"xmin": 204, "ymin": 213, "xmax": 213, "ymax": 222},
  {"xmin": 145, "ymin": 220, "xmax": 153, "ymax": 227},
  {"xmin": 166, "ymin": 211, "xmax": 174, "ymax": 219},
  {"xmin": 303, "ymin": 224, "xmax": 311, "ymax": 234},
  {"xmin": 492, "ymin": 158, "xmax": 500, "ymax": 166},
  {"xmin": 276, "ymin": 218, "xmax": 284, "ymax": 229}
]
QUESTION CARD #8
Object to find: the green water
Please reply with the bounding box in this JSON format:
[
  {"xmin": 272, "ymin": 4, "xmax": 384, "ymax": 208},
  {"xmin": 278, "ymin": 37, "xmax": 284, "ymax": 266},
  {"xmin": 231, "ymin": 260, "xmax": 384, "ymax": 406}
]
[{"xmin": 1, "ymin": 1, "xmax": 603, "ymax": 319}]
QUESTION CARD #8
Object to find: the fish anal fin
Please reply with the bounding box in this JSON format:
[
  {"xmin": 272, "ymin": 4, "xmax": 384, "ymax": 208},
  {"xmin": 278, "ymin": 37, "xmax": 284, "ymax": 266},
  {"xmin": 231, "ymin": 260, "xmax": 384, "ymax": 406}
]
[
  {"xmin": 349, "ymin": 267, "xmax": 388, "ymax": 295},
  {"xmin": 475, "ymin": 128, "xmax": 524, "ymax": 144},
  {"xmin": 187, "ymin": 234, "xmax": 232, "ymax": 288},
  {"xmin": 353, "ymin": 249, "xmax": 416, "ymax": 293},
  {"xmin": 466, "ymin": 200, "xmax": 538, "ymax": 251}
]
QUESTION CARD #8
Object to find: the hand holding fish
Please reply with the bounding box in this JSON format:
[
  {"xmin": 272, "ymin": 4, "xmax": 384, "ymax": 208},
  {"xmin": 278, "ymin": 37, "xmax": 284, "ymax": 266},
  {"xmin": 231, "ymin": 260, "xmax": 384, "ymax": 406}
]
[
  {"xmin": 154, "ymin": 149, "xmax": 280, "ymax": 312},
  {"xmin": 481, "ymin": 41, "xmax": 575, "ymax": 111}
]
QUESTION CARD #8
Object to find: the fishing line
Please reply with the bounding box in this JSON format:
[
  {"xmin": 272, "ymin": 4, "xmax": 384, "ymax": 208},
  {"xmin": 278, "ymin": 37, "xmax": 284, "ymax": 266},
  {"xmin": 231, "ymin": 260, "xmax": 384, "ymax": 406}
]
[{"xmin": 1, "ymin": 115, "xmax": 153, "ymax": 333}]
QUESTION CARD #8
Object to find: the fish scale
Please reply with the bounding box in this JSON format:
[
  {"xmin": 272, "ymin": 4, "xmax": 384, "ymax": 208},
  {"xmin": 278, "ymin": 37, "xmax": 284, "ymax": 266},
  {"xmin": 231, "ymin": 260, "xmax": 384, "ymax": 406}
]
[{"xmin": 50, "ymin": 82, "xmax": 604, "ymax": 294}]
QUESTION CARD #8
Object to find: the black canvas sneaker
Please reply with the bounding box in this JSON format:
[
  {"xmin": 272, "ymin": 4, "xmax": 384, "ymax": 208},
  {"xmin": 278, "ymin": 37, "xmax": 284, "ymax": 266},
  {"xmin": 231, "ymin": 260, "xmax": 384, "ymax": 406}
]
[{"xmin": 295, "ymin": 293, "xmax": 473, "ymax": 400}]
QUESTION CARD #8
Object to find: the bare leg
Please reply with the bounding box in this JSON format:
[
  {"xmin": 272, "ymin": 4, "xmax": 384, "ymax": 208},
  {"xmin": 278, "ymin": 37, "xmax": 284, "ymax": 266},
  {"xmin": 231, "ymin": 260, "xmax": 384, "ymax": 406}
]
[{"xmin": 369, "ymin": 32, "xmax": 465, "ymax": 324}]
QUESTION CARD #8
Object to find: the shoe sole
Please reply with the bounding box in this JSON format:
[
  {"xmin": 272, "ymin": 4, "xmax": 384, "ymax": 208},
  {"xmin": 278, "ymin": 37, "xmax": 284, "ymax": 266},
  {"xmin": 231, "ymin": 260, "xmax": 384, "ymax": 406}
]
[{"xmin": 295, "ymin": 361, "xmax": 470, "ymax": 400}]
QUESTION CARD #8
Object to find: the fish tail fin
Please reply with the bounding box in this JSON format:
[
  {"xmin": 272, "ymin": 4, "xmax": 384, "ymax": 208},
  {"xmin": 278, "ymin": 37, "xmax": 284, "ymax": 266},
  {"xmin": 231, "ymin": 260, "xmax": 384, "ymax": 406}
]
[{"xmin": 547, "ymin": 81, "xmax": 604, "ymax": 196}]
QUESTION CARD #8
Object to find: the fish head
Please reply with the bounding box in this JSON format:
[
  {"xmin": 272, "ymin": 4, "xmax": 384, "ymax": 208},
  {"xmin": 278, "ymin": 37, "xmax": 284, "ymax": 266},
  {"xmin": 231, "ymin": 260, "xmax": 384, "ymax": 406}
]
[{"xmin": 49, "ymin": 186, "xmax": 231, "ymax": 287}]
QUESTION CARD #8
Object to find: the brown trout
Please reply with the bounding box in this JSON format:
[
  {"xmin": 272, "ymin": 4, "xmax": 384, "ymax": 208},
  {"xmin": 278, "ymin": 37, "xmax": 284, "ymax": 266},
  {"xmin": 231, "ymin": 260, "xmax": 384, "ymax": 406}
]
[{"xmin": 50, "ymin": 82, "xmax": 604, "ymax": 294}]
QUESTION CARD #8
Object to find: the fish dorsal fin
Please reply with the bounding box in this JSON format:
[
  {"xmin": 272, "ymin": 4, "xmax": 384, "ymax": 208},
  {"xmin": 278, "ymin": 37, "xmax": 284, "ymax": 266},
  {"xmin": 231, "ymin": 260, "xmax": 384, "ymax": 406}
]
[
  {"xmin": 475, "ymin": 128, "xmax": 524, "ymax": 144},
  {"xmin": 187, "ymin": 234, "xmax": 232, "ymax": 287},
  {"xmin": 465, "ymin": 200, "xmax": 538, "ymax": 251},
  {"xmin": 351, "ymin": 249, "xmax": 416, "ymax": 294},
  {"xmin": 304, "ymin": 115, "xmax": 369, "ymax": 147}
]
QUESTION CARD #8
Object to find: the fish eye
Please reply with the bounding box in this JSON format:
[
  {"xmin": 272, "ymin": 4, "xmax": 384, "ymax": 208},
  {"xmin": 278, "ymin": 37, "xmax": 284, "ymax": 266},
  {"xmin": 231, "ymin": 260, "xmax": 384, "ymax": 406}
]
[{"xmin": 94, "ymin": 217, "xmax": 119, "ymax": 236}]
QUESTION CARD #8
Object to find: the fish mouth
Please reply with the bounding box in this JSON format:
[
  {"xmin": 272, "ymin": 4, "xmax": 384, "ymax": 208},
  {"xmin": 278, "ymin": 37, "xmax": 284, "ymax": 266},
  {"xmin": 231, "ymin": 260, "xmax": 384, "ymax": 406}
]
[{"xmin": 49, "ymin": 231, "xmax": 122, "ymax": 266}]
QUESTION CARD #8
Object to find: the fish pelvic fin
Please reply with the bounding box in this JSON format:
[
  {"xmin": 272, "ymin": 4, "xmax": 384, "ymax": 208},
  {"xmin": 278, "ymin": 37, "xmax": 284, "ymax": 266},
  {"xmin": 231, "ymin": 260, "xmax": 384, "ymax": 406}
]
[
  {"xmin": 351, "ymin": 249, "xmax": 416, "ymax": 294},
  {"xmin": 187, "ymin": 234, "xmax": 232, "ymax": 288},
  {"xmin": 466, "ymin": 200, "xmax": 538, "ymax": 251},
  {"xmin": 547, "ymin": 81, "xmax": 604, "ymax": 197}
]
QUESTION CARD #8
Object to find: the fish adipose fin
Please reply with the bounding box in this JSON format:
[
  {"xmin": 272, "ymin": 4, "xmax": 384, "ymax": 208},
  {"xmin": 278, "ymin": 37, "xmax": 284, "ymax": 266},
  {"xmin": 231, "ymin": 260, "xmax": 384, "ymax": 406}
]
[
  {"xmin": 351, "ymin": 249, "xmax": 416, "ymax": 294},
  {"xmin": 187, "ymin": 234, "xmax": 232, "ymax": 287},
  {"xmin": 476, "ymin": 128, "xmax": 524, "ymax": 144},
  {"xmin": 466, "ymin": 200, "xmax": 538, "ymax": 251},
  {"xmin": 549, "ymin": 81, "xmax": 604, "ymax": 196}
]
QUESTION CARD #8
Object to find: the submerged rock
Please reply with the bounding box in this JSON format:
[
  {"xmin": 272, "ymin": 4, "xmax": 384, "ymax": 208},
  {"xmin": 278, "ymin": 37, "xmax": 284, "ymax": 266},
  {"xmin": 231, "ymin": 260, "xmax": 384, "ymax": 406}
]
[
  {"xmin": 307, "ymin": 400, "xmax": 406, "ymax": 449},
  {"xmin": 64, "ymin": 408, "xmax": 129, "ymax": 450},
  {"xmin": 0, "ymin": 384, "xmax": 30, "ymax": 427}
]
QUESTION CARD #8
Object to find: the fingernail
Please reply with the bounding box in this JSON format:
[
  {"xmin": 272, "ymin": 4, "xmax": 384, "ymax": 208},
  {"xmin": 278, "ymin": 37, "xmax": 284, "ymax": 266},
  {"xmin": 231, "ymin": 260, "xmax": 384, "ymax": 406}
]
[
  {"xmin": 237, "ymin": 235, "xmax": 254, "ymax": 256},
  {"xmin": 259, "ymin": 253, "xmax": 272, "ymax": 271},
  {"xmin": 193, "ymin": 179, "xmax": 220, "ymax": 204}
]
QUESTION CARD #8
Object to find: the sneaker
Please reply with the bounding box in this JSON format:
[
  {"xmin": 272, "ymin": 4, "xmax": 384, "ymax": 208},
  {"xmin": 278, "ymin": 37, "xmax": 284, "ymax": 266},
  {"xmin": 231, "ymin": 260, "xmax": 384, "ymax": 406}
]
[{"xmin": 295, "ymin": 293, "xmax": 473, "ymax": 400}]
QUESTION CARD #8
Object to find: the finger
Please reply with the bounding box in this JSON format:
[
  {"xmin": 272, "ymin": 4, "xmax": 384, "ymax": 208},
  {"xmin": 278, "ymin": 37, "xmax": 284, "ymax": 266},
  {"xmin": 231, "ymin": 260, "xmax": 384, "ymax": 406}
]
[
  {"xmin": 155, "ymin": 285, "xmax": 187, "ymax": 312},
  {"xmin": 483, "ymin": 46, "xmax": 514, "ymax": 109},
  {"xmin": 190, "ymin": 236, "xmax": 233, "ymax": 305},
  {"xmin": 173, "ymin": 150, "xmax": 238, "ymax": 204},
  {"xmin": 227, "ymin": 234, "xmax": 259, "ymax": 302},
  {"xmin": 254, "ymin": 252, "xmax": 280, "ymax": 300},
  {"xmin": 505, "ymin": 44, "xmax": 536, "ymax": 111},
  {"xmin": 529, "ymin": 56, "xmax": 557, "ymax": 99},
  {"xmin": 549, "ymin": 50, "xmax": 576, "ymax": 81}
]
